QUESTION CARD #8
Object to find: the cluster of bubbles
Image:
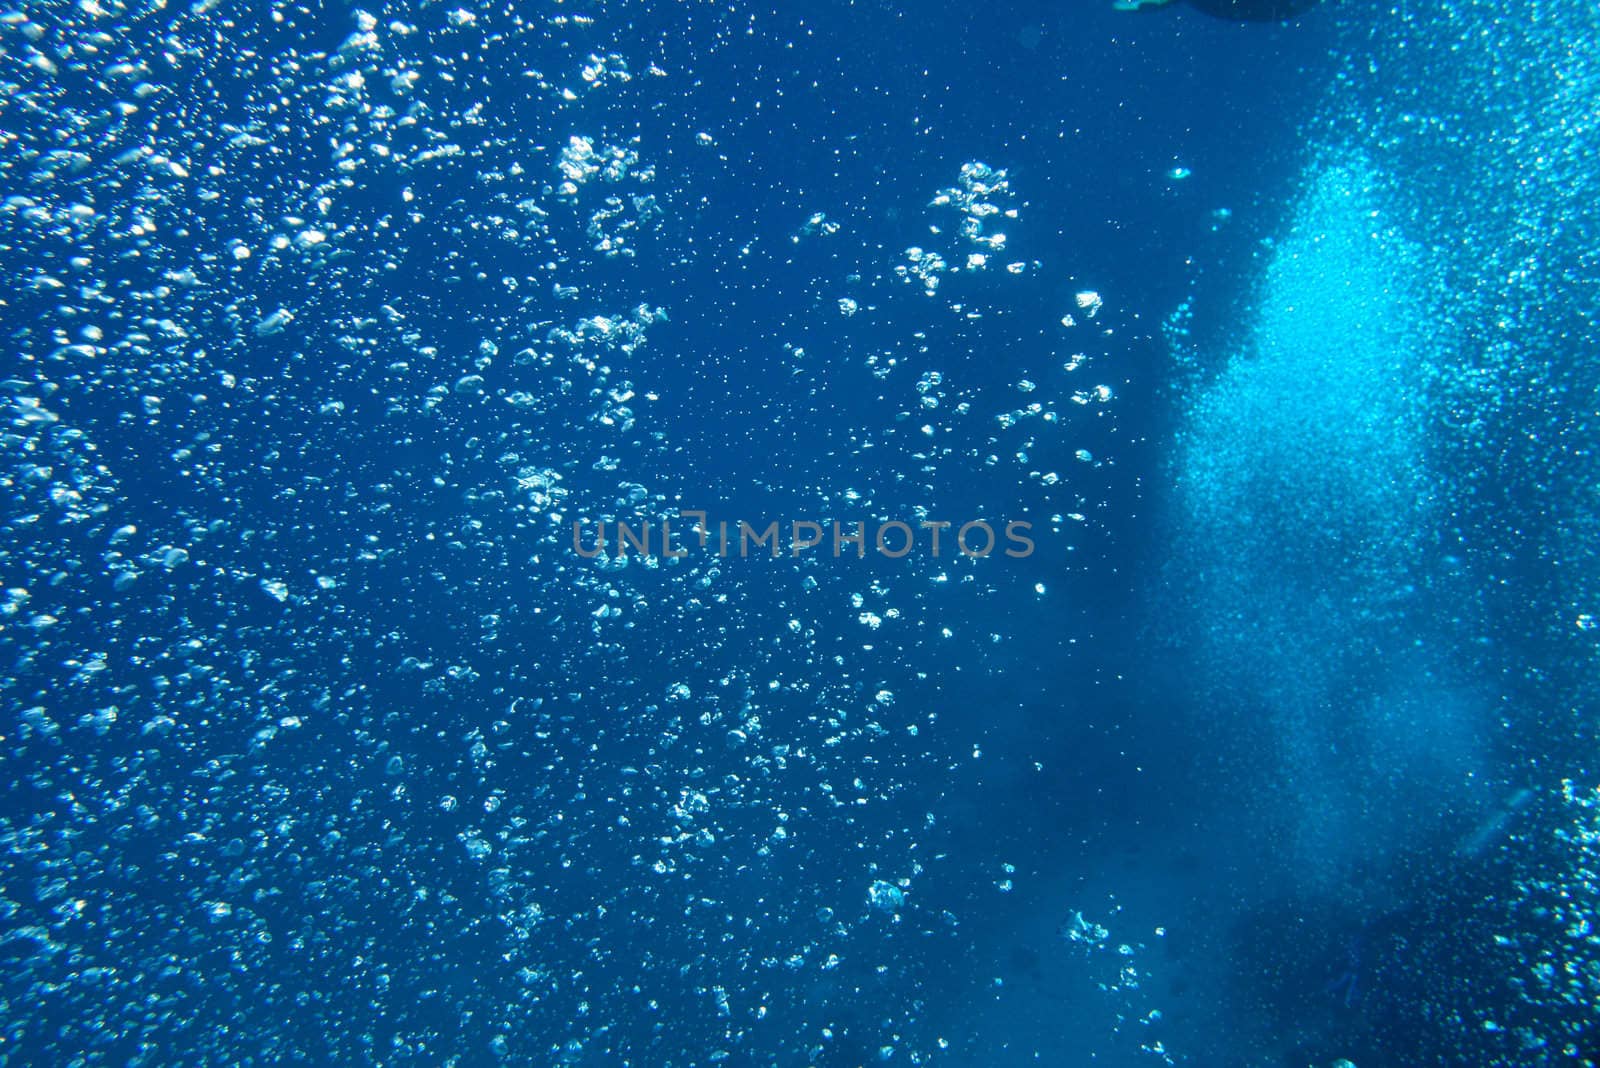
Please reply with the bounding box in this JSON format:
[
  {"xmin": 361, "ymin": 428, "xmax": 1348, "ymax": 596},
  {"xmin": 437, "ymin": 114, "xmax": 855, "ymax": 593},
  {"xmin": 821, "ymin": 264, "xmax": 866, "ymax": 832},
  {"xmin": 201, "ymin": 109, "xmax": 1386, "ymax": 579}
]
[
  {"xmin": 1061, "ymin": 907, "xmax": 1172, "ymax": 1065},
  {"xmin": 897, "ymin": 162, "xmax": 1028, "ymax": 295},
  {"xmin": 1471, "ymin": 780, "xmax": 1600, "ymax": 1061},
  {"xmin": 1167, "ymin": 0, "xmax": 1600, "ymax": 1062},
  {"xmin": 1172, "ymin": 154, "xmax": 1462, "ymax": 882},
  {"xmin": 0, "ymin": 1, "xmax": 1131, "ymax": 1064}
]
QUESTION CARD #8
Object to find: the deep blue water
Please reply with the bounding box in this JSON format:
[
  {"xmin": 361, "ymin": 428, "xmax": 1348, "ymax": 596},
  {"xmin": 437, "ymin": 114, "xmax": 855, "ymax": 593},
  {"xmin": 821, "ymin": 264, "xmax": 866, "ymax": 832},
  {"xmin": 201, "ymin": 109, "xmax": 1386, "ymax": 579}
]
[{"xmin": 4, "ymin": 1, "xmax": 1600, "ymax": 1066}]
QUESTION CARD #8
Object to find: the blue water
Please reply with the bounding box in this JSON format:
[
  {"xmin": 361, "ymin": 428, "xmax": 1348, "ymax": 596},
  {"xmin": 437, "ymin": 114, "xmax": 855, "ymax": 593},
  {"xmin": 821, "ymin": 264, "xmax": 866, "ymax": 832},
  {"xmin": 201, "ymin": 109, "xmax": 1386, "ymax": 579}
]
[{"xmin": 4, "ymin": 1, "xmax": 1600, "ymax": 1065}]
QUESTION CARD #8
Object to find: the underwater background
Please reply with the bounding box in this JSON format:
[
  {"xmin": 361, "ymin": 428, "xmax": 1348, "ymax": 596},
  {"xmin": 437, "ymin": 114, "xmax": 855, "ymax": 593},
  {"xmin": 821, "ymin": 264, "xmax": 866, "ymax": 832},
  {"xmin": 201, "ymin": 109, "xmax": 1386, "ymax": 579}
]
[{"xmin": 3, "ymin": 0, "xmax": 1599, "ymax": 1064}]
